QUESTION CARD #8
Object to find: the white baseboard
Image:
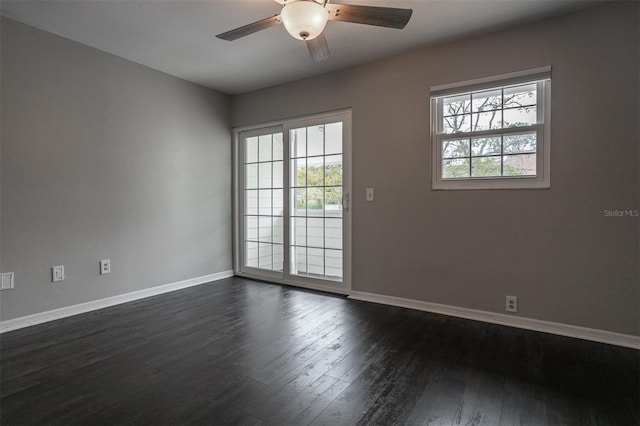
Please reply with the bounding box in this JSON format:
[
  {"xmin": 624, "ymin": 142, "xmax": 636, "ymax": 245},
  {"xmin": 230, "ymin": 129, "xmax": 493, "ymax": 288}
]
[
  {"xmin": 349, "ymin": 291, "xmax": 640, "ymax": 350},
  {"xmin": 0, "ymin": 270, "xmax": 234, "ymax": 334},
  {"xmin": 4, "ymin": 275, "xmax": 636, "ymax": 349}
]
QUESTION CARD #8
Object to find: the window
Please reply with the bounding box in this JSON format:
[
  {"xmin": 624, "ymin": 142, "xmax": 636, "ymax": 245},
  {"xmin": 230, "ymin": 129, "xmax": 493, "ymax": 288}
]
[{"xmin": 431, "ymin": 67, "xmax": 551, "ymax": 189}]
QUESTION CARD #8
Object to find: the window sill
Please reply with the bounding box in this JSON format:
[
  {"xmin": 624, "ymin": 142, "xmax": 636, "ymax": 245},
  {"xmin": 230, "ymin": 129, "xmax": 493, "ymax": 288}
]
[{"xmin": 432, "ymin": 176, "xmax": 550, "ymax": 190}]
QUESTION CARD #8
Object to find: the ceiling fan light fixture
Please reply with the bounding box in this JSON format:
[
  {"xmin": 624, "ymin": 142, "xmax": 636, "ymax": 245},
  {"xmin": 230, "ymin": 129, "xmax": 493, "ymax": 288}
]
[{"xmin": 281, "ymin": 1, "xmax": 328, "ymax": 40}]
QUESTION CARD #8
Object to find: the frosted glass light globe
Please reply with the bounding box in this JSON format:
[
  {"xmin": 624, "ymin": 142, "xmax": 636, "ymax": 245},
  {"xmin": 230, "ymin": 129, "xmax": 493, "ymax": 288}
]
[{"xmin": 281, "ymin": 1, "xmax": 329, "ymax": 40}]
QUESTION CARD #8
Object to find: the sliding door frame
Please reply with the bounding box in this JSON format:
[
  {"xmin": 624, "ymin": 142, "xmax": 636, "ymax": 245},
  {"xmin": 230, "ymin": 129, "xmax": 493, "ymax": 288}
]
[{"xmin": 233, "ymin": 109, "xmax": 352, "ymax": 295}]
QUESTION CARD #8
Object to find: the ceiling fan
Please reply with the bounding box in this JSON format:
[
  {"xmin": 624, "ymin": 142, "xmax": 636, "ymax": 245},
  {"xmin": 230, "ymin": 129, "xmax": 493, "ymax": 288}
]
[{"xmin": 216, "ymin": 0, "xmax": 413, "ymax": 62}]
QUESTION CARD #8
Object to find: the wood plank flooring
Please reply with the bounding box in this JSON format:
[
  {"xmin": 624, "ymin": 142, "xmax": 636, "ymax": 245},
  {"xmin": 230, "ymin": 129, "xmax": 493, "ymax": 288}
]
[{"xmin": 1, "ymin": 277, "xmax": 638, "ymax": 425}]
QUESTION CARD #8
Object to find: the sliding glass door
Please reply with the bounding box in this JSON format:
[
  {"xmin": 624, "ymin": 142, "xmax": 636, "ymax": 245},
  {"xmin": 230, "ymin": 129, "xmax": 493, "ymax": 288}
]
[{"xmin": 235, "ymin": 111, "xmax": 351, "ymax": 293}]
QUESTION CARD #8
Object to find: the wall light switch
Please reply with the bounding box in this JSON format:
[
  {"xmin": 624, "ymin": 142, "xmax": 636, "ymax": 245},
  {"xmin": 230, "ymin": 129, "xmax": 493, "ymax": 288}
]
[
  {"xmin": 1, "ymin": 273, "xmax": 14, "ymax": 290},
  {"xmin": 366, "ymin": 188, "xmax": 375, "ymax": 202},
  {"xmin": 52, "ymin": 266, "xmax": 65, "ymax": 282},
  {"xmin": 100, "ymin": 259, "xmax": 111, "ymax": 275}
]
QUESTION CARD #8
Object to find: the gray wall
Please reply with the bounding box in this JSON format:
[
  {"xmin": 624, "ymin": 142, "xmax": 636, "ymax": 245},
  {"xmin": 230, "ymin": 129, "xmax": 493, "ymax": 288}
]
[
  {"xmin": 1, "ymin": 17, "xmax": 232, "ymax": 321},
  {"xmin": 231, "ymin": 2, "xmax": 640, "ymax": 335}
]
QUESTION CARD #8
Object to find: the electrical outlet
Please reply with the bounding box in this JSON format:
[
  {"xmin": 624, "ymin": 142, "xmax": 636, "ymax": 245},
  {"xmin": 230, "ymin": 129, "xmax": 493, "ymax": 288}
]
[
  {"xmin": 52, "ymin": 266, "xmax": 65, "ymax": 282},
  {"xmin": 1, "ymin": 273, "xmax": 14, "ymax": 290},
  {"xmin": 99, "ymin": 259, "xmax": 111, "ymax": 275},
  {"xmin": 506, "ymin": 295, "xmax": 517, "ymax": 312}
]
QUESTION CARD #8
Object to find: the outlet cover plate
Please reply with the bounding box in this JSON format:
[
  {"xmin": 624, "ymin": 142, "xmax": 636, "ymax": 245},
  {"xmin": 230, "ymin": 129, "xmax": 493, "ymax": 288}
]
[
  {"xmin": 52, "ymin": 266, "xmax": 65, "ymax": 282},
  {"xmin": 100, "ymin": 259, "xmax": 111, "ymax": 275},
  {"xmin": 1, "ymin": 272, "xmax": 14, "ymax": 290}
]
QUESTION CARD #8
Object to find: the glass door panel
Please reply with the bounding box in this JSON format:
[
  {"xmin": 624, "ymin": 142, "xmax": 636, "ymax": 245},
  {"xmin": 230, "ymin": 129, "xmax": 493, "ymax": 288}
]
[
  {"xmin": 289, "ymin": 122, "xmax": 343, "ymax": 281},
  {"xmin": 242, "ymin": 130, "xmax": 284, "ymax": 273}
]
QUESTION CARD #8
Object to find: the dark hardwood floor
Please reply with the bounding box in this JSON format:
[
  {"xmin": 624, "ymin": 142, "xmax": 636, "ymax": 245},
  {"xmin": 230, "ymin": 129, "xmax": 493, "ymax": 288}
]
[{"xmin": 1, "ymin": 277, "xmax": 638, "ymax": 425}]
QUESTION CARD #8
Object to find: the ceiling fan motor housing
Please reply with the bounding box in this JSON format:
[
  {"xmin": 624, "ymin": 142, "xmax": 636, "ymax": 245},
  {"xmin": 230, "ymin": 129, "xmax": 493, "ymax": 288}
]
[{"xmin": 281, "ymin": 0, "xmax": 329, "ymax": 41}]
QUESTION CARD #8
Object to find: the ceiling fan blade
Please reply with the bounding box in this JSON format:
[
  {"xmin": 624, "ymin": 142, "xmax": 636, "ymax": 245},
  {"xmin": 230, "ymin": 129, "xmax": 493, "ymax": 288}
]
[
  {"xmin": 307, "ymin": 33, "xmax": 330, "ymax": 62},
  {"xmin": 216, "ymin": 15, "xmax": 282, "ymax": 41},
  {"xmin": 325, "ymin": 3, "xmax": 413, "ymax": 29}
]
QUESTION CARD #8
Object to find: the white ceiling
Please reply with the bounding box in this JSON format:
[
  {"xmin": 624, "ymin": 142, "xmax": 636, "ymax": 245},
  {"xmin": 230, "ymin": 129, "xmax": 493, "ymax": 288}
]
[{"xmin": 1, "ymin": 0, "xmax": 605, "ymax": 95}]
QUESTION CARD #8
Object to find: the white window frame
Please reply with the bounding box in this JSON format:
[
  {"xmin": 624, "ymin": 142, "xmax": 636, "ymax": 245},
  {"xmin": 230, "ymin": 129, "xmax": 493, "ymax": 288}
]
[{"xmin": 430, "ymin": 66, "xmax": 551, "ymax": 190}]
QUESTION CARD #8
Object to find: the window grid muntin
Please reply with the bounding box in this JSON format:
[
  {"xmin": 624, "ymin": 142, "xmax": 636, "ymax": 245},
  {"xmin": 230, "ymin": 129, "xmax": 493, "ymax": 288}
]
[
  {"xmin": 440, "ymin": 130, "xmax": 538, "ymax": 179},
  {"xmin": 439, "ymin": 82, "xmax": 540, "ymax": 133}
]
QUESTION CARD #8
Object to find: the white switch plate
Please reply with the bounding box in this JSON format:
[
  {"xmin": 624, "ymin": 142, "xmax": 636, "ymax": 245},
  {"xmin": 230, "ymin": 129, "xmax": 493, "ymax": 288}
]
[
  {"xmin": 366, "ymin": 188, "xmax": 374, "ymax": 202},
  {"xmin": 1, "ymin": 273, "xmax": 14, "ymax": 290},
  {"xmin": 52, "ymin": 266, "xmax": 65, "ymax": 282},
  {"xmin": 100, "ymin": 259, "xmax": 111, "ymax": 275}
]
